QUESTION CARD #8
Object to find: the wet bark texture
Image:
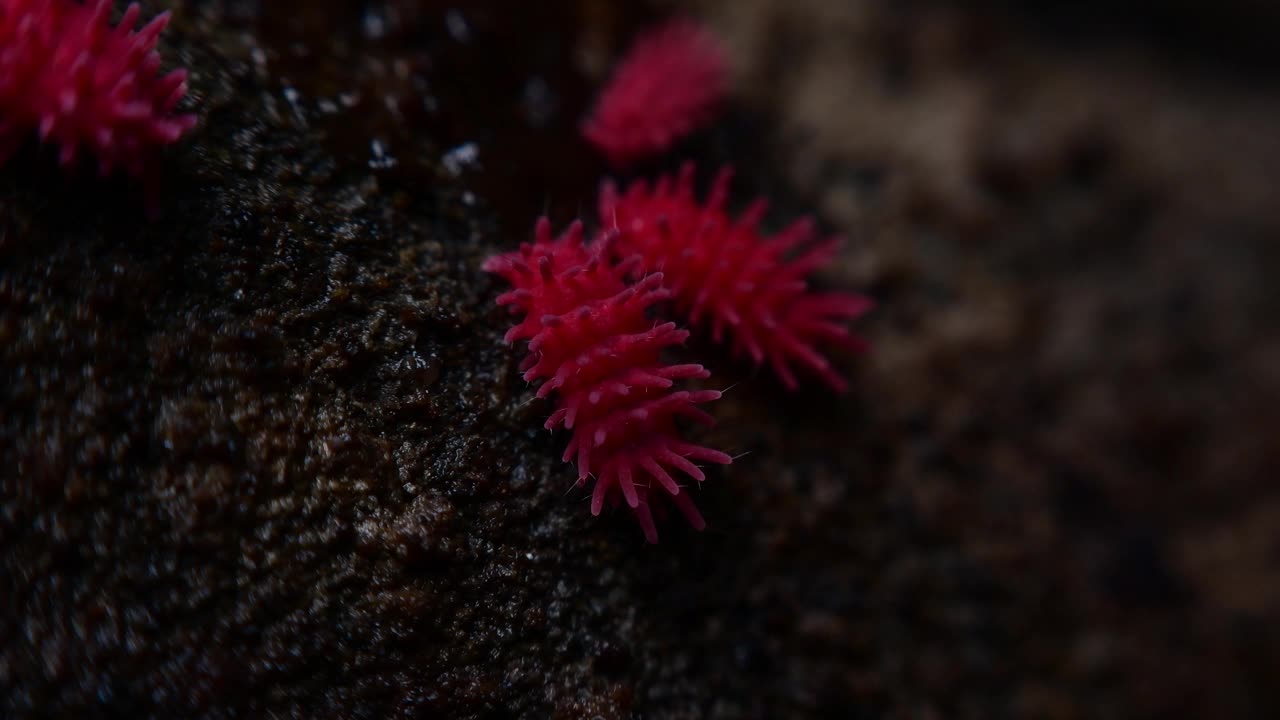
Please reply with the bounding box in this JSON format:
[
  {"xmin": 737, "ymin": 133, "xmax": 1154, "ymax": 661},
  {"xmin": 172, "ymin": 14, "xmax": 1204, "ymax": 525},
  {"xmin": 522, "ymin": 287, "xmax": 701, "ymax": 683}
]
[{"xmin": 3, "ymin": 1, "xmax": 1278, "ymax": 717}]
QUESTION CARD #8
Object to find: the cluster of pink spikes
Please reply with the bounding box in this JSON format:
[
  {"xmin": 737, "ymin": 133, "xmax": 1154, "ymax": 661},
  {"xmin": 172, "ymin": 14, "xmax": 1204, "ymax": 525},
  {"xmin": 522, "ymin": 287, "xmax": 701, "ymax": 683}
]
[
  {"xmin": 602, "ymin": 164, "xmax": 874, "ymax": 393},
  {"xmin": 0, "ymin": 0, "xmax": 195, "ymax": 189},
  {"xmin": 483, "ymin": 15, "xmax": 875, "ymax": 538},
  {"xmin": 486, "ymin": 18, "xmax": 874, "ymax": 541},
  {"xmin": 488, "ymin": 168, "xmax": 872, "ymax": 540}
]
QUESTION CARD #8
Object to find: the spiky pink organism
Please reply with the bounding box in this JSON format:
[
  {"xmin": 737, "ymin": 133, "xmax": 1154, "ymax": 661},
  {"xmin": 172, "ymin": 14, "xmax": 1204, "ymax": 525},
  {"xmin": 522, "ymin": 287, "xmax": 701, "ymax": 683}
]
[
  {"xmin": 0, "ymin": 0, "xmax": 196, "ymax": 185},
  {"xmin": 484, "ymin": 218, "xmax": 732, "ymax": 542},
  {"xmin": 582, "ymin": 18, "xmax": 726, "ymax": 167},
  {"xmin": 599, "ymin": 163, "xmax": 874, "ymax": 392}
]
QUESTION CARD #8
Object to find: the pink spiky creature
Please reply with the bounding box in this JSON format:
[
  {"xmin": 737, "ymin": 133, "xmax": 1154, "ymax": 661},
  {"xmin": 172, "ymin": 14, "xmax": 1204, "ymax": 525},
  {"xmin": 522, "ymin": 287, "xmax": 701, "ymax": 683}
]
[
  {"xmin": 485, "ymin": 218, "xmax": 732, "ymax": 542},
  {"xmin": 582, "ymin": 18, "xmax": 727, "ymax": 167},
  {"xmin": 600, "ymin": 163, "xmax": 874, "ymax": 392},
  {"xmin": 0, "ymin": 0, "xmax": 196, "ymax": 190}
]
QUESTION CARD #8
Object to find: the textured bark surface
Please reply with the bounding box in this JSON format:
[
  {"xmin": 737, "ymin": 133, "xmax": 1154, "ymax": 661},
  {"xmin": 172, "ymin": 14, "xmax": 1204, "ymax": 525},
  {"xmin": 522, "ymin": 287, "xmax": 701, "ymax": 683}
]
[{"xmin": 3, "ymin": 1, "xmax": 1278, "ymax": 718}]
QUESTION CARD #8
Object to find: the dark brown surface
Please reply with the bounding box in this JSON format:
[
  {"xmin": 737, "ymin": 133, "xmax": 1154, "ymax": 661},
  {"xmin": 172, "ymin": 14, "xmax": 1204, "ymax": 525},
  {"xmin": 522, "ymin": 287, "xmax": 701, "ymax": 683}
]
[{"xmin": 3, "ymin": 1, "xmax": 1279, "ymax": 717}]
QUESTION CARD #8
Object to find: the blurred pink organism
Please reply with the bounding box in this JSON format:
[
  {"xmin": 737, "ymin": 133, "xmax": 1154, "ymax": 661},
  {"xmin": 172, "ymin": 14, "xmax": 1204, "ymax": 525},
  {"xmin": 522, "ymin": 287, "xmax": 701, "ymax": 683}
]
[
  {"xmin": 601, "ymin": 163, "xmax": 874, "ymax": 392},
  {"xmin": 582, "ymin": 18, "xmax": 727, "ymax": 167},
  {"xmin": 0, "ymin": 0, "xmax": 197, "ymax": 188}
]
